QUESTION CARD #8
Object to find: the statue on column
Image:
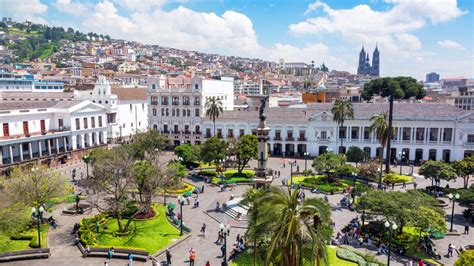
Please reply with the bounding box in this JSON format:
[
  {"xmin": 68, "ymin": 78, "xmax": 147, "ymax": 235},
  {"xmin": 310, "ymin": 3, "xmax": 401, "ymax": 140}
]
[{"xmin": 259, "ymin": 97, "xmax": 267, "ymax": 122}]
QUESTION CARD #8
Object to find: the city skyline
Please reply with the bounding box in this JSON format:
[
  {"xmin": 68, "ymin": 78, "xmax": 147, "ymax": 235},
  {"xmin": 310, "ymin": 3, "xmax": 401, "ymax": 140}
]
[{"xmin": 1, "ymin": 0, "xmax": 473, "ymax": 80}]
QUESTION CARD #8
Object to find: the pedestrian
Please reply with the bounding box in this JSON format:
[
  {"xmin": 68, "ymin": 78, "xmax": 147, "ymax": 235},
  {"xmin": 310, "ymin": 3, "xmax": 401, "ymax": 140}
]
[
  {"xmin": 151, "ymin": 257, "xmax": 159, "ymax": 266},
  {"xmin": 358, "ymin": 236, "xmax": 364, "ymax": 247},
  {"xmin": 408, "ymin": 259, "xmax": 413, "ymax": 266},
  {"xmin": 186, "ymin": 197, "xmax": 190, "ymax": 205},
  {"xmin": 205, "ymin": 261, "xmax": 210, "ymax": 266},
  {"xmin": 414, "ymin": 182, "xmax": 418, "ymax": 190},
  {"xmin": 216, "ymin": 230, "xmax": 222, "ymax": 244},
  {"xmin": 72, "ymin": 169, "xmax": 76, "ymax": 181},
  {"xmin": 127, "ymin": 252, "xmax": 133, "ymax": 266},
  {"xmin": 464, "ymin": 221, "xmax": 470, "ymax": 234},
  {"xmin": 402, "ymin": 181, "xmax": 406, "ymax": 188},
  {"xmin": 392, "ymin": 182, "xmax": 395, "ymax": 190},
  {"xmin": 220, "ymin": 244, "xmax": 226, "ymax": 257},
  {"xmin": 447, "ymin": 243, "xmax": 454, "ymax": 258},
  {"xmin": 418, "ymin": 258, "xmax": 424, "ymax": 266},
  {"xmin": 107, "ymin": 247, "xmax": 114, "ymax": 259},
  {"xmin": 165, "ymin": 249, "xmax": 172, "ymax": 265},
  {"xmin": 236, "ymin": 234, "xmax": 241, "ymax": 244},
  {"xmin": 104, "ymin": 262, "xmax": 108, "ymax": 266},
  {"xmin": 201, "ymin": 223, "xmax": 206, "ymax": 236},
  {"xmin": 297, "ymin": 165, "xmax": 300, "ymax": 172},
  {"xmin": 189, "ymin": 248, "xmax": 196, "ymax": 266},
  {"xmin": 201, "ymin": 185, "xmax": 205, "ymax": 193}
]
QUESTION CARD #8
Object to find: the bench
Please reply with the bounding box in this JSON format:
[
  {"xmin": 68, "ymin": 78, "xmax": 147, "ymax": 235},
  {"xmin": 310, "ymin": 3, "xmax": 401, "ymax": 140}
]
[
  {"xmin": 0, "ymin": 248, "xmax": 50, "ymax": 262},
  {"xmin": 77, "ymin": 242, "xmax": 148, "ymax": 262}
]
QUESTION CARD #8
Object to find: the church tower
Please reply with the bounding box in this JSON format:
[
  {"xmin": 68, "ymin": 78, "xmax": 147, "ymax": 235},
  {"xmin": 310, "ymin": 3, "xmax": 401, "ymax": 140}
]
[
  {"xmin": 371, "ymin": 45, "xmax": 380, "ymax": 77},
  {"xmin": 357, "ymin": 46, "xmax": 366, "ymax": 75}
]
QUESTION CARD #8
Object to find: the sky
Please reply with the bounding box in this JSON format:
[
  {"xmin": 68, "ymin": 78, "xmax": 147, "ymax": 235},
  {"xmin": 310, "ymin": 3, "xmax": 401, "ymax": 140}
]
[{"xmin": 1, "ymin": 0, "xmax": 473, "ymax": 80}]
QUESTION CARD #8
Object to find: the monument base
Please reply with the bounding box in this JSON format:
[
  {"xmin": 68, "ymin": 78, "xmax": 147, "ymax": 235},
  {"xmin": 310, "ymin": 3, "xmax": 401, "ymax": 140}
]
[{"xmin": 252, "ymin": 176, "xmax": 273, "ymax": 188}]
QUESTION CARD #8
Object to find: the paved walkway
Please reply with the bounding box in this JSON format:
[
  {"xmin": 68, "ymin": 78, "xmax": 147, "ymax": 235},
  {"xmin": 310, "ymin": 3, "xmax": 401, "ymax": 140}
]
[{"xmin": 7, "ymin": 155, "xmax": 473, "ymax": 265}]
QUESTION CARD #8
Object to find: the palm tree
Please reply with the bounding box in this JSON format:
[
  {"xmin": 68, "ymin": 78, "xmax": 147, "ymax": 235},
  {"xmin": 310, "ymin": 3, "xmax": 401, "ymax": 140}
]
[
  {"xmin": 242, "ymin": 188, "xmax": 264, "ymax": 266},
  {"xmin": 331, "ymin": 100, "xmax": 354, "ymax": 154},
  {"xmin": 248, "ymin": 186, "xmax": 331, "ymax": 266},
  {"xmin": 205, "ymin": 96, "xmax": 223, "ymax": 136},
  {"xmin": 369, "ymin": 111, "xmax": 389, "ymax": 188}
]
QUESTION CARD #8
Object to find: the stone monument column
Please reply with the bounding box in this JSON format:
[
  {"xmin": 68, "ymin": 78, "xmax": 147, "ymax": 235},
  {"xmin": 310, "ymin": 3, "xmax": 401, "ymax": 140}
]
[{"xmin": 253, "ymin": 96, "xmax": 273, "ymax": 187}]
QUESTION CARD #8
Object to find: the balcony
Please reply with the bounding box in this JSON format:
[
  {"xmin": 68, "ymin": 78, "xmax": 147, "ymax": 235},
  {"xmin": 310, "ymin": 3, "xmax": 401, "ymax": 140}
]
[
  {"xmin": 274, "ymin": 136, "xmax": 282, "ymax": 141},
  {"xmin": 151, "ymin": 101, "xmax": 158, "ymax": 105},
  {"xmin": 217, "ymin": 134, "xmax": 223, "ymax": 139},
  {"xmin": 228, "ymin": 135, "xmax": 234, "ymax": 139},
  {"xmin": 162, "ymin": 101, "xmax": 169, "ymax": 106},
  {"xmin": 298, "ymin": 137, "xmax": 307, "ymax": 141},
  {"xmin": 172, "ymin": 101, "xmax": 179, "ymax": 106},
  {"xmin": 183, "ymin": 101, "xmax": 190, "ymax": 106},
  {"xmin": 286, "ymin": 137, "xmax": 294, "ymax": 141},
  {"xmin": 163, "ymin": 130, "xmax": 170, "ymax": 134},
  {"xmin": 194, "ymin": 102, "xmax": 200, "ymax": 105},
  {"xmin": 205, "ymin": 134, "xmax": 211, "ymax": 138},
  {"xmin": 184, "ymin": 131, "xmax": 191, "ymax": 135}
]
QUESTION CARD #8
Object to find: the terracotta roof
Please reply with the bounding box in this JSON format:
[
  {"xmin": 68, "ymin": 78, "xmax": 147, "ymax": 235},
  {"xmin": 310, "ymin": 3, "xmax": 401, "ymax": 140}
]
[{"xmin": 111, "ymin": 87, "xmax": 147, "ymax": 101}]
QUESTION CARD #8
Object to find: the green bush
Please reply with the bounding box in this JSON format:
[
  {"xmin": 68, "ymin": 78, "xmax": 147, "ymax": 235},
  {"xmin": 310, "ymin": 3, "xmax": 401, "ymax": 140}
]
[
  {"xmin": 335, "ymin": 164, "xmax": 359, "ymax": 177},
  {"xmin": 199, "ymin": 169, "xmax": 218, "ymax": 177},
  {"xmin": 383, "ymin": 174, "xmax": 412, "ymax": 183},
  {"xmin": 223, "ymin": 169, "xmax": 255, "ymax": 179},
  {"xmin": 455, "ymin": 250, "xmax": 474, "ymax": 266},
  {"xmin": 336, "ymin": 249, "xmax": 366, "ymax": 265}
]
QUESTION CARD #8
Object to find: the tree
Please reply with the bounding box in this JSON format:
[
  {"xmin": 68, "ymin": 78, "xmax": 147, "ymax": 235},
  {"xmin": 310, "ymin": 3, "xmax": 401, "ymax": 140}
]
[
  {"xmin": 419, "ymin": 160, "xmax": 457, "ymax": 187},
  {"xmin": 174, "ymin": 144, "xmax": 200, "ymax": 164},
  {"xmin": 89, "ymin": 147, "xmax": 137, "ymax": 233},
  {"xmin": 453, "ymin": 157, "xmax": 474, "ymax": 188},
  {"xmin": 455, "ymin": 250, "xmax": 474, "ymax": 266},
  {"xmin": 205, "ymin": 96, "xmax": 223, "ymax": 136},
  {"xmin": 357, "ymin": 190, "xmax": 445, "ymax": 235},
  {"xmin": 331, "ymin": 100, "xmax": 354, "ymax": 153},
  {"xmin": 248, "ymin": 186, "xmax": 332, "ymax": 265},
  {"xmin": 312, "ymin": 153, "xmax": 345, "ymax": 182},
  {"xmin": 235, "ymin": 134, "xmax": 258, "ymax": 173},
  {"xmin": 346, "ymin": 146, "xmax": 364, "ymax": 166},
  {"xmin": 200, "ymin": 136, "xmax": 226, "ymax": 167},
  {"xmin": 369, "ymin": 111, "xmax": 389, "ymax": 188},
  {"xmin": 242, "ymin": 188, "xmax": 265, "ymax": 266},
  {"xmin": 362, "ymin": 77, "xmax": 425, "ymax": 173},
  {"xmin": 358, "ymin": 160, "xmax": 380, "ymax": 182},
  {"xmin": 5, "ymin": 165, "xmax": 68, "ymax": 207},
  {"xmin": 127, "ymin": 130, "xmax": 169, "ymax": 159}
]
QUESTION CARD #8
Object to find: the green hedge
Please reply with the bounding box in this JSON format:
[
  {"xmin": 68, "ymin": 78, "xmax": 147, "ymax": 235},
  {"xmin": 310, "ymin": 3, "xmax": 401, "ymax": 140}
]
[
  {"xmin": 383, "ymin": 174, "xmax": 412, "ymax": 184},
  {"xmin": 336, "ymin": 249, "xmax": 380, "ymax": 266},
  {"xmin": 199, "ymin": 170, "xmax": 218, "ymax": 177},
  {"xmin": 223, "ymin": 169, "xmax": 255, "ymax": 179},
  {"xmin": 298, "ymin": 176, "xmax": 348, "ymax": 192}
]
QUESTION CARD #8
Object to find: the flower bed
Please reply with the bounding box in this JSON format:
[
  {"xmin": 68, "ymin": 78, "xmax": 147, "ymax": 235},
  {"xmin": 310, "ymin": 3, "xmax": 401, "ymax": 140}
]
[
  {"xmin": 158, "ymin": 182, "xmax": 195, "ymax": 195},
  {"xmin": 296, "ymin": 175, "xmax": 351, "ymax": 193},
  {"xmin": 200, "ymin": 169, "xmax": 255, "ymax": 185}
]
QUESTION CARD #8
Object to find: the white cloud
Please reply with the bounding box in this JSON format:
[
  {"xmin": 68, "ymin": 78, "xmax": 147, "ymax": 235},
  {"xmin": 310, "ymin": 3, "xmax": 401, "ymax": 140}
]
[
  {"xmin": 438, "ymin": 39, "xmax": 465, "ymax": 50},
  {"xmin": 54, "ymin": 0, "xmax": 91, "ymax": 16},
  {"xmin": 1, "ymin": 0, "xmax": 48, "ymax": 24},
  {"xmin": 116, "ymin": 0, "xmax": 169, "ymax": 12},
  {"xmin": 81, "ymin": 1, "xmax": 261, "ymax": 56}
]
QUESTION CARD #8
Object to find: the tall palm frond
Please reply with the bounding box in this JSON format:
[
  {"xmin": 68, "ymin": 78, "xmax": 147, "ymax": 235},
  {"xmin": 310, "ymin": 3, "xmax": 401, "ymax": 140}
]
[
  {"xmin": 205, "ymin": 96, "xmax": 223, "ymax": 136},
  {"xmin": 331, "ymin": 100, "xmax": 354, "ymax": 153},
  {"xmin": 369, "ymin": 111, "xmax": 389, "ymax": 188}
]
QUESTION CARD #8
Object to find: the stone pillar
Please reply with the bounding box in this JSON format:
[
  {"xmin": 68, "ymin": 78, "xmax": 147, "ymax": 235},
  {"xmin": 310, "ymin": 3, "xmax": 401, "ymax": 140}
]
[
  {"xmin": 19, "ymin": 144, "xmax": 24, "ymax": 161},
  {"xmin": 64, "ymin": 137, "xmax": 68, "ymax": 151},
  {"xmin": 0, "ymin": 146, "xmax": 3, "ymax": 166},
  {"xmin": 9, "ymin": 145, "xmax": 14, "ymax": 163},
  {"xmin": 56, "ymin": 138, "xmax": 60, "ymax": 154},
  {"xmin": 38, "ymin": 140, "xmax": 42, "ymax": 157},
  {"xmin": 28, "ymin": 142, "xmax": 32, "ymax": 159},
  {"xmin": 47, "ymin": 139, "xmax": 52, "ymax": 155},
  {"xmin": 440, "ymin": 128, "xmax": 444, "ymax": 144}
]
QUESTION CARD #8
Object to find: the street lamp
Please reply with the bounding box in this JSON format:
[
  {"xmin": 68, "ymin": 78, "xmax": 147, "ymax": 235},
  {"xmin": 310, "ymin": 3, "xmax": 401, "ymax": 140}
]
[
  {"xmin": 448, "ymin": 193, "xmax": 460, "ymax": 232},
  {"xmin": 178, "ymin": 196, "xmax": 185, "ymax": 236},
  {"xmin": 290, "ymin": 161, "xmax": 297, "ymax": 187},
  {"xmin": 352, "ymin": 172, "xmax": 357, "ymax": 187},
  {"xmin": 384, "ymin": 221, "xmax": 398, "ymax": 266},
  {"xmin": 304, "ymin": 152, "xmax": 309, "ymax": 174},
  {"xmin": 220, "ymin": 222, "xmax": 231, "ymax": 266},
  {"xmin": 82, "ymin": 155, "xmax": 92, "ymax": 178},
  {"xmin": 398, "ymin": 151, "xmax": 405, "ymax": 175},
  {"xmin": 31, "ymin": 205, "xmax": 45, "ymax": 249}
]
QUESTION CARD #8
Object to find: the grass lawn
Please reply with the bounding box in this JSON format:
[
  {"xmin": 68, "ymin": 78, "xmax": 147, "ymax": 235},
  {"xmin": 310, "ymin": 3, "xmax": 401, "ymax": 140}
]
[
  {"xmin": 94, "ymin": 205, "xmax": 181, "ymax": 253},
  {"xmin": 293, "ymin": 175, "xmax": 361, "ymax": 193},
  {"xmin": 0, "ymin": 224, "xmax": 48, "ymax": 252},
  {"xmin": 210, "ymin": 169, "xmax": 255, "ymax": 185},
  {"xmin": 230, "ymin": 246, "xmax": 357, "ymax": 266}
]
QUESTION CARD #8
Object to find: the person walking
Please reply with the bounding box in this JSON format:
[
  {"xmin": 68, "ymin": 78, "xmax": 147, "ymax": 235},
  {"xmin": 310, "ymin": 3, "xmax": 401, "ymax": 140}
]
[
  {"xmin": 189, "ymin": 248, "xmax": 196, "ymax": 266},
  {"xmin": 464, "ymin": 221, "xmax": 470, "ymax": 234},
  {"xmin": 447, "ymin": 243, "xmax": 454, "ymax": 258},
  {"xmin": 127, "ymin": 252, "xmax": 134, "ymax": 266},
  {"xmin": 201, "ymin": 223, "xmax": 206, "ymax": 237},
  {"xmin": 107, "ymin": 247, "xmax": 114, "ymax": 259},
  {"xmin": 165, "ymin": 249, "xmax": 172, "ymax": 265},
  {"xmin": 205, "ymin": 261, "xmax": 210, "ymax": 266},
  {"xmin": 417, "ymin": 258, "xmax": 424, "ymax": 266}
]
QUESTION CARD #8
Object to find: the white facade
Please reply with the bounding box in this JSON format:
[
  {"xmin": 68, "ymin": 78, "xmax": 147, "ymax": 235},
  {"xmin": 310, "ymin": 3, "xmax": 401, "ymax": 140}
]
[
  {"xmin": 74, "ymin": 76, "xmax": 148, "ymax": 142},
  {"xmin": 200, "ymin": 103, "xmax": 474, "ymax": 163},
  {"xmin": 147, "ymin": 75, "xmax": 234, "ymax": 145},
  {"xmin": 0, "ymin": 100, "xmax": 108, "ymax": 167},
  {"xmin": 0, "ymin": 72, "xmax": 64, "ymax": 92}
]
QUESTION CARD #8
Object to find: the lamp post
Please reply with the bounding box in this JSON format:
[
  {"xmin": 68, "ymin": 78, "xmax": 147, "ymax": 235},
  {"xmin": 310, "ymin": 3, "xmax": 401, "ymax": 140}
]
[
  {"xmin": 384, "ymin": 221, "xmax": 398, "ymax": 266},
  {"xmin": 178, "ymin": 196, "xmax": 185, "ymax": 236},
  {"xmin": 398, "ymin": 151, "xmax": 405, "ymax": 175},
  {"xmin": 220, "ymin": 222, "xmax": 231, "ymax": 266},
  {"xmin": 352, "ymin": 172, "xmax": 357, "ymax": 187},
  {"xmin": 304, "ymin": 152, "xmax": 309, "ymax": 174},
  {"xmin": 448, "ymin": 193, "xmax": 460, "ymax": 232},
  {"xmin": 290, "ymin": 161, "xmax": 297, "ymax": 187},
  {"xmin": 31, "ymin": 205, "xmax": 45, "ymax": 249},
  {"xmin": 82, "ymin": 155, "xmax": 91, "ymax": 178}
]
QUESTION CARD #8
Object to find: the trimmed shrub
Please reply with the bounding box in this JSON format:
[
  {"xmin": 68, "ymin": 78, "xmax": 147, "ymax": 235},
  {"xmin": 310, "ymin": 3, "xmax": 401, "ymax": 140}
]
[
  {"xmin": 383, "ymin": 174, "xmax": 412, "ymax": 183},
  {"xmin": 336, "ymin": 249, "xmax": 366, "ymax": 264}
]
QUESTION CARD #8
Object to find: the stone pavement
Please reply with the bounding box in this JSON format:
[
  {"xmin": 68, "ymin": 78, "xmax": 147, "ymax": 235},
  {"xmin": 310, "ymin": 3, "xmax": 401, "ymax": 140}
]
[{"xmin": 7, "ymin": 155, "xmax": 472, "ymax": 265}]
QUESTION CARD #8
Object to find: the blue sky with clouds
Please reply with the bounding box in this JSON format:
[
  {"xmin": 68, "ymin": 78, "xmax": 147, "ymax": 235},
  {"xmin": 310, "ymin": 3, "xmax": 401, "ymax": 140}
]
[{"xmin": 1, "ymin": 0, "xmax": 473, "ymax": 80}]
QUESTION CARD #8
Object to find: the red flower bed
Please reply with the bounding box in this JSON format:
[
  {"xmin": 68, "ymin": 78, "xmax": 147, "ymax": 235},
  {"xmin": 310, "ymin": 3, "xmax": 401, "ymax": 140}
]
[{"xmin": 134, "ymin": 208, "xmax": 157, "ymax": 220}]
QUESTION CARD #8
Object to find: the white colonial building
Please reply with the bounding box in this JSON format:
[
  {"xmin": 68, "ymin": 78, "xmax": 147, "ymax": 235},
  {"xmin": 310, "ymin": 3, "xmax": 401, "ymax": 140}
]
[
  {"xmin": 74, "ymin": 76, "xmax": 148, "ymax": 142},
  {"xmin": 200, "ymin": 103, "xmax": 474, "ymax": 163},
  {"xmin": 0, "ymin": 100, "xmax": 108, "ymax": 170},
  {"xmin": 147, "ymin": 75, "xmax": 234, "ymax": 146}
]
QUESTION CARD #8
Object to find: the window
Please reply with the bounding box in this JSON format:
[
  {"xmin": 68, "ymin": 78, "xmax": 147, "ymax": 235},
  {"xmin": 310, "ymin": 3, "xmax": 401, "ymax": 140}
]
[
  {"xmin": 363, "ymin": 127, "xmax": 370, "ymax": 140},
  {"xmin": 351, "ymin": 127, "xmax": 358, "ymax": 139},
  {"xmin": 275, "ymin": 130, "xmax": 281, "ymax": 140},
  {"xmin": 185, "ymin": 125, "xmax": 190, "ymax": 134},
  {"xmin": 174, "ymin": 125, "xmax": 179, "ymax": 134},
  {"xmin": 183, "ymin": 97, "xmax": 190, "ymax": 105},
  {"xmin": 194, "ymin": 97, "xmax": 200, "ymax": 105},
  {"xmin": 153, "ymin": 108, "xmax": 157, "ymax": 116},
  {"xmin": 206, "ymin": 128, "xmax": 211, "ymax": 138},
  {"xmin": 240, "ymin": 129, "xmax": 245, "ymax": 137},
  {"xmin": 58, "ymin": 119, "xmax": 64, "ymax": 129},
  {"xmin": 164, "ymin": 124, "xmax": 169, "ymax": 133},
  {"xmin": 339, "ymin": 127, "xmax": 346, "ymax": 139},
  {"xmin": 287, "ymin": 130, "xmax": 293, "ymax": 140},
  {"xmin": 98, "ymin": 116, "xmax": 103, "ymax": 127},
  {"xmin": 443, "ymin": 128, "xmax": 453, "ymax": 142},
  {"xmin": 195, "ymin": 125, "xmax": 201, "ymax": 134},
  {"xmin": 23, "ymin": 121, "xmax": 29, "ymax": 135},
  {"xmin": 166, "ymin": 108, "xmax": 169, "ymax": 116},
  {"xmin": 195, "ymin": 84, "xmax": 199, "ymax": 90},
  {"xmin": 91, "ymin": 117, "xmax": 96, "ymax": 128},
  {"xmin": 40, "ymin": 120, "xmax": 46, "ymax": 132},
  {"xmin": 152, "ymin": 84, "xmax": 156, "ymax": 90},
  {"xmin": 467, "ymin": 134, "xmax": 474, "ymax": 143},
  {"xmin": 2, "ymin": 123, "xmax": 9, "ymax": 137},
  {"xmin": 299, "ymin": 131, "xmax": 306, "ymax": 141},
  {"xmin": 176, "ymin": 109, "xmax": 180, "ymax": 117},
  {"xmin": 83, "ymin": 117, "xmax": 88, "ymax": 129},
  {"xmin": 217, "ymin": 129, "xmax": 223, "ymax": 138},
  {"xmin": 321, "ymin": 131, "xmax": 327, "ymax": 140},
  {"xmin": 187, "ymin": 109, "xmax": 190, "ymax": 117},
  {"xmin": 195, "ymin": 109, "xmax": 200, "ymax": 117},
  {"xmin": 172, "ymin": 109, "xmax": 175, "ymax": 116},
  {"xmin": 75, "ymin": 118, "xmax": 80, "ymax": 130}
]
